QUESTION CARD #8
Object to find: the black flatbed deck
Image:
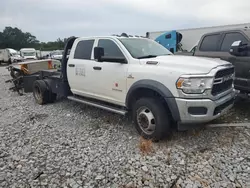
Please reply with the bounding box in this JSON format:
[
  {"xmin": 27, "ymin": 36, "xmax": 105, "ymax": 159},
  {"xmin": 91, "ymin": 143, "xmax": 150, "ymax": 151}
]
[
  {"xmin": 23, "ymin": 68, "xmax": 72, "ymax": 97},
  {"xmin": 40, "ymin": 69, "xmax": 61, "ymax": 78}
]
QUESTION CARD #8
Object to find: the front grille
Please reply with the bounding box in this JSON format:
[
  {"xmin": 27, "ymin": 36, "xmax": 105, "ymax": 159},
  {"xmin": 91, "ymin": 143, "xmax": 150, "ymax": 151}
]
[
  {"xmin": 211, "ymin": 67, "xmax": 234, "ymax": 96},
  {"xmin": 214, "ymin": 67, "xmax": 234, "ymax": 78}
]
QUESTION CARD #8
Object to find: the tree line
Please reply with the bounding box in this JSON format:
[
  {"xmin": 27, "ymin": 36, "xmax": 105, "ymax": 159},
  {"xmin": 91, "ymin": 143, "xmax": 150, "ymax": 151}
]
[{"xmin": 0, "ymin": 26, "xmax": 70, "ymax": 51}]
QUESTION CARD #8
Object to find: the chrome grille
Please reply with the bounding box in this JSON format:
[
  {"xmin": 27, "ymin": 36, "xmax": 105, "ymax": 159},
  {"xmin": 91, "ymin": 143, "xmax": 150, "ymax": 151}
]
[{"xmin": 211, "ymin": 67, "xmax": 234, "ymax": 96}]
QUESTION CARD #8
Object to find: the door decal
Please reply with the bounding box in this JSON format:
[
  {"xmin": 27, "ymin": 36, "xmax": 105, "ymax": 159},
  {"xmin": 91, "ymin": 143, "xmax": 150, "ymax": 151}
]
[{"xmin": 75, "ymin": 65, "xmax": 85, "ymax": 76}]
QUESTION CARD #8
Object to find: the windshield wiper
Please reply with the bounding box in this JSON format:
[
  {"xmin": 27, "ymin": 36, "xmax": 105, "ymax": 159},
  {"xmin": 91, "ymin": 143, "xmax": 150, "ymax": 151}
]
[{"xmin": 137, "ymin": 55, "xmax": 157, "ymax": 59}]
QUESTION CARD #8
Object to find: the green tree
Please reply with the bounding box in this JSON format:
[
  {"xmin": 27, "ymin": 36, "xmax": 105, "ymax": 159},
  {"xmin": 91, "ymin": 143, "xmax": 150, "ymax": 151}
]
[
  {"xmin": 0, "ymin": 26, "xmax": 70, "ymax": 51},
  {"xmin": 0, "ymin": 27, "xmax": 39, "ymax": 50}
]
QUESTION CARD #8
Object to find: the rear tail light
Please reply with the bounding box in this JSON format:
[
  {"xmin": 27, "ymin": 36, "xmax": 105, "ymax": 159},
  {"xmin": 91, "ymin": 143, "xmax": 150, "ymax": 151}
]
[
  {"xmin": 48, "ymin": 60, "xmax": 53, "ymax": 69},
  {"xmin": 20, "ymin": 64, "xmax": 29, "ymax": 74}
]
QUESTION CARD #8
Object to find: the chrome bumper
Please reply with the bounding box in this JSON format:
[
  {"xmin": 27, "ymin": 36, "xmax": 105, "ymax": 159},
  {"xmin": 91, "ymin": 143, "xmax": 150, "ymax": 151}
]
[{"xmin": 176, "ymin": 90, "xmax": 236, "ymax": 124}]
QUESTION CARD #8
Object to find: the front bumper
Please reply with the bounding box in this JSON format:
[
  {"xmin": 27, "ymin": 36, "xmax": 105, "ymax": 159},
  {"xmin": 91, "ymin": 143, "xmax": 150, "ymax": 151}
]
[{"xmin": 176, "ymin": 90, "xmax": 236, "ymax": 124}]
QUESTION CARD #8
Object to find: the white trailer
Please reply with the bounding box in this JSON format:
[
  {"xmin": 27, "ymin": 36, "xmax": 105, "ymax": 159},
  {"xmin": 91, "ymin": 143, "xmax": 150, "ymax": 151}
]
[{"xmin": 146, "ymin": 23, "xmax": 250, "ymax": 52}]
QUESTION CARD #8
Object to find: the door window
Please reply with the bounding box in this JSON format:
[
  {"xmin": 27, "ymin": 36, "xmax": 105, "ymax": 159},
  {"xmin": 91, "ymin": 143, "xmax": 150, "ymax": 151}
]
[
  {"xmin": 220, "ymin": 32, "xmax": 248, "ymax": 52},
  {"xmin": 165, "ymin": 34, "xmax": 171, "ymax": 39},
  {"xmin": 97, "ymin": 39, "xmax": 124, "ymax": 58},
  {"xmin": 74, "ymin": 39, "xmax": 94, "ymax": 60},
  {"xmin": 199, "ymin": 34, "xmax": 220, "ymax": 51}
]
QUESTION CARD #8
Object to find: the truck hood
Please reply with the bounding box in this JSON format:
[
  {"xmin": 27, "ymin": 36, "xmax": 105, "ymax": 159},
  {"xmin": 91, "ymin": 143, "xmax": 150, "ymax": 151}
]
[
  {"xmin": 139, "ymin": 55, "xmax": 231, "ymax": 74},
  {"xmin": 11, "ymin": 55, "xmax": 22, "ymax": 59}
]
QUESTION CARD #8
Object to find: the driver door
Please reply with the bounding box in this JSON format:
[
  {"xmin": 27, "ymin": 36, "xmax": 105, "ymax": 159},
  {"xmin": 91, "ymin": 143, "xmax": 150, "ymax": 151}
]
[
  {"xmin": 218, "ymin": 32, "xmax": 250, "ymax": 84},
  {"xmin": 90, "ymin": 38, "xmax": 129, "ymax": 105}
]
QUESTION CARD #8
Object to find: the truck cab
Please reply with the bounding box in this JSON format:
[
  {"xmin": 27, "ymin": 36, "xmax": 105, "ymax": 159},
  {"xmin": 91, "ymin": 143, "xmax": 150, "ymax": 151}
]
[
  {"xmin": 8, "ymin": 48, "xmax": 23, "ymax": 63},
  {"xmin": 0, "ymin": 48, "xmax": 23, "ymax": 64},
  {"xmin": 190, "ymin": 29, "xmax": 250, "ymax": 93},
  {"xmin": 27, "ymin": 35, "xmax": 236, "ymax": 140},
  {"xmin": 154, "ymin": 30, "xmax": 183, "ymax": 53},
  {"xmin": 20, "ymin": 48, "xmax": 37, "ymax": 60}
]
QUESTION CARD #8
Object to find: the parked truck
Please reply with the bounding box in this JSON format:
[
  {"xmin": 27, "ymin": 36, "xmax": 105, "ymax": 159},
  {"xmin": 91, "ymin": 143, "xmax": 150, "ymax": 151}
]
[
  {"xmin": 178, "ymin": 28, "xmax": 250, "ymax": 94},
  {"xmin": 147, "ymin": 23, "xmax": 250, "ymax": 53},
  {"xmin": 20, "ymin": 48, "xmax": 37, "ymax": 60},
  {"xmin": 0, "ymin": 48, "xmax": 23, "ymax": 65},
  {"xmin": 21, "ymin": 35, "xmax": 236, "ymax": 140}
]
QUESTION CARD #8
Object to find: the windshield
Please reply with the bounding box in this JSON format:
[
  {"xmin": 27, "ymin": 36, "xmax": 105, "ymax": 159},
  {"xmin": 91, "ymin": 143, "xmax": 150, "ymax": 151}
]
[
  {"xmin": 22, "ymin": 52, "xmax": 36, "ymax": 56},
  {"xmin": 118, "ymin": 38, "xmax": 172, "ymax": 58},
  {"xmin": 11, "ymin": 52, "xmax": 18, "ymax": 56}
]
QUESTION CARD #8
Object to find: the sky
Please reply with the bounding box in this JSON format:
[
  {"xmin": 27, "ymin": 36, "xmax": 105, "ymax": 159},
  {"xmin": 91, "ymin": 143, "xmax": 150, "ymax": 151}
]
[{"xmin": 1, "ymin": 0, "xmax": 250, "ymax": 42}]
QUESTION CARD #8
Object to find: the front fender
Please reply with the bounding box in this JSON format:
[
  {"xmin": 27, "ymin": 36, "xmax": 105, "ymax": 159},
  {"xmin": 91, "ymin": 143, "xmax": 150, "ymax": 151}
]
[{"xmin": 126, "ymin": 79, "xmax": 180, "ymax": 122}]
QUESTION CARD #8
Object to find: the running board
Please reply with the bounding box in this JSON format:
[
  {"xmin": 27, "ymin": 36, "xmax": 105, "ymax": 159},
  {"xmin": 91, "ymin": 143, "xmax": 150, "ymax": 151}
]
[{"xmin": 67, "ymin": 96, "xmax": 127, "ymax": 115}]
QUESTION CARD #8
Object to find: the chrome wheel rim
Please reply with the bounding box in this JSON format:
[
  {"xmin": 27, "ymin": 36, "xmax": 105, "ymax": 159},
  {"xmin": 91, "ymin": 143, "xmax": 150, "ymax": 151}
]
[
  {"xmin": 137, "ymin": 106, "xmax": 156, "ymax": 135},
  {"xmin": 34, "ymin": 86, "xmax": 42, "ymax": 101}
]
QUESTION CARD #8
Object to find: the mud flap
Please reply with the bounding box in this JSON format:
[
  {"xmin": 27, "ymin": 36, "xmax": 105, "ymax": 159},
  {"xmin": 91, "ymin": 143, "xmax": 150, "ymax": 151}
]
[{"xmin": 23, "ymin": 75, "xmax": 39, "ymax": 93}]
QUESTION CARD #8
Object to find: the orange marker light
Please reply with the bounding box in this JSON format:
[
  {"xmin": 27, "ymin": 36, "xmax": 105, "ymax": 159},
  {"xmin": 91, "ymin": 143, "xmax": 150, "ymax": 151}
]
[
  {"xmin": 176, "ymin": 78, "xmax": 184, "ymax": 88},
  {"xmin": 20, "ymin": 64, "xmax": 29, "ymax": 74},
  {"xmin": 48, "ymin": 60, "xmax": 53, "ymax": 69}
]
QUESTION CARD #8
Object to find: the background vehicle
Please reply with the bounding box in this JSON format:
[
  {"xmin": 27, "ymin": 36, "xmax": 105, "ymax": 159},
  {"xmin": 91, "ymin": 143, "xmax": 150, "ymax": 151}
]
[
  {"xmin": 147, "ymin": 23, "xmax": 250, "ymax": 53},
  {"xmin": 48, "ymin": 50, "xmax": 63, "ymax": 61},
  {"xmin": 179, "ymin": 28, "xmax": 250, "ymax": 93},
  {"xmin": 21, "ymin": 35, "xmax": 235, "ymax": 140},
  {"xmin": 20, "ymin": 48, "xmax": 37, "ymax": 60},
  {"xmin": 36, "ymin": 50, "xmax": 42, "ymax": 59},
  {"xmin": 0, "ymin": 48, "xmax": 23, "ymax": 65},
  {"xmin": 154, "ymin": 30, "xmax": 183, "ymax": 53}
]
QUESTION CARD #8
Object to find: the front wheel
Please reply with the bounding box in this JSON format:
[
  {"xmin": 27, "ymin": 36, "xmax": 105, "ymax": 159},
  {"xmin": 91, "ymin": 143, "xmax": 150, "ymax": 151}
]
[{"xmin": 132, "ymin": 97, "xmax": 170, "ymax": 140}]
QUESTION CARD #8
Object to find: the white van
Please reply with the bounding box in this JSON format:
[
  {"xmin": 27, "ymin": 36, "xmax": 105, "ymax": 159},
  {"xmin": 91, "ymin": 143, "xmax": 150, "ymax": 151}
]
[
  {"xmin": 0, "ymin": 48, "xmax": 23, "ymax": 64},
  {"xmin": 20, "ymin": 48, "xmax": 37, "ymax": 60}
]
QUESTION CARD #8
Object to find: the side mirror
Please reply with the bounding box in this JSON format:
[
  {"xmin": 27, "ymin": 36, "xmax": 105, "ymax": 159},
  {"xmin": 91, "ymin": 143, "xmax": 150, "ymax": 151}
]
[
  {"xmin": 94, "ymin": 47, "xmax": 104, "ymax": 61},
  {"xmin": 94, "ymin": 47, "xmax": 127, "ymax": 64},
  {"xmin": 229, "ymin": 40, "xmax": 249, "ymax": 56}
]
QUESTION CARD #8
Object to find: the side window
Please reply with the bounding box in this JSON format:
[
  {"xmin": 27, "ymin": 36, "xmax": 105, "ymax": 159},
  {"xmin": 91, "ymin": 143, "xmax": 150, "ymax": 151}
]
[
  {"xmin": 98, "ymin": 39, "xmax": 124, "ymax": 57},
  {"xmin": 220, "ymin": 32, "xmax": 248, "ymax": 52},
  {"xmin": 165, "ymin": 34, "xmax": 171, "ymax": 39},
  {"xmin": 199, "ymin": 34, "xmax": 220, "ymax": 51},
  {"xmin": 74, "ymin": 39, "xmax": 94, "ymax": 60}
]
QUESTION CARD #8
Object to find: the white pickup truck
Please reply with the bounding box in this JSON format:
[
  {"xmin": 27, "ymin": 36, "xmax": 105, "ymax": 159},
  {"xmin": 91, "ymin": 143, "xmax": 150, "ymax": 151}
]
[{"xmin": 22, "ymin": 35, "xmax": 236, "ymax": 140}]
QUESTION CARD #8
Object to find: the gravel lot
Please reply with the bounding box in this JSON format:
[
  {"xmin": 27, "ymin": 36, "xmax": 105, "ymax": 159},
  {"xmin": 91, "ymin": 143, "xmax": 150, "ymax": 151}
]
[{"xmin": 0, "ymin": 66, "xmax": 250, "ymax": 188}]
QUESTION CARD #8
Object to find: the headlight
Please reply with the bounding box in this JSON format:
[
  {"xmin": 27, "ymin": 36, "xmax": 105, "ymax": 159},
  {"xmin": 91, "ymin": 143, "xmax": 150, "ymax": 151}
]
[{"xmin": 176, "ymin": 77, "xmax": 213, "ymax": 94}]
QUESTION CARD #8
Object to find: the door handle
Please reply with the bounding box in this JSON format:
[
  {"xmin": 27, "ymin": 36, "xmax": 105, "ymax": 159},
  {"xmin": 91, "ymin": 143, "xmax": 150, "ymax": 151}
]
[
  {"xmin": 68, "ymin": 64, "xmax": 75, "ymax": 67},
  {"xmin": 93, "ymin": 66, "xmax": 102, "ymax": 70}
]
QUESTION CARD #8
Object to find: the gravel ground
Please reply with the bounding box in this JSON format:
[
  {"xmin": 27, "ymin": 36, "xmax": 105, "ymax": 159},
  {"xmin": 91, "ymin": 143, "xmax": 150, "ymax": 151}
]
[{"xmin": 0, "ymin": 66, "xmax": 250, "ymax": 188}]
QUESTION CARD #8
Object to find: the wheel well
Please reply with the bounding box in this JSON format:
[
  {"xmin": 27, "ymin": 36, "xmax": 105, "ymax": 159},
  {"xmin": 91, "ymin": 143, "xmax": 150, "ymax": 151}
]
[{"xmin": 127, "ymin": 88, "xmax": 174, "ymax": 121}]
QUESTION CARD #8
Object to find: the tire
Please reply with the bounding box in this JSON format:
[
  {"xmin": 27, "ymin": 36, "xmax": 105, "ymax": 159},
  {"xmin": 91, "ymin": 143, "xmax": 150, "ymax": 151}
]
[
  {"xmin": 132, "ymin": 97, "xmax": 170, "ymax": 140},
  {"xmin": 43, "ymin": 79, "xmax": 57, "ymax": 103},
  {"xmin": 48, "ymin": 93, "xmax": 57, "ymax": 103},
  {"xmin": 33, "ymin": 80, "xmax": 49, "ymax": 105}
]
